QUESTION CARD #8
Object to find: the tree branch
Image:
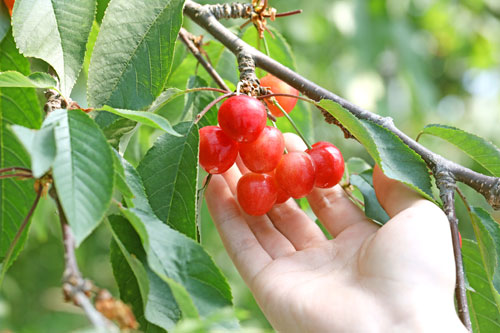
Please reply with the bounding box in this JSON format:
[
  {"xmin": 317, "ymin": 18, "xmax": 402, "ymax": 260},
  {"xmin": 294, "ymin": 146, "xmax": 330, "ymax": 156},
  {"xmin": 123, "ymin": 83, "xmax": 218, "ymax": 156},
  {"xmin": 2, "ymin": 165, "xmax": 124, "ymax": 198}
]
[
  {"xmin": 435, "ymin": 169, "xmax": 472, "ymax": 331},
  {"xmin": 178, "ymin": 28, "xmax": 230, "ymax": 92},
  {"xmin": 183, "ymin": 0, "xmax": 500, "ymax": 211},
  {"xmin": 51, "ymin": 189, "xmax": 119, "ymax": 332}
]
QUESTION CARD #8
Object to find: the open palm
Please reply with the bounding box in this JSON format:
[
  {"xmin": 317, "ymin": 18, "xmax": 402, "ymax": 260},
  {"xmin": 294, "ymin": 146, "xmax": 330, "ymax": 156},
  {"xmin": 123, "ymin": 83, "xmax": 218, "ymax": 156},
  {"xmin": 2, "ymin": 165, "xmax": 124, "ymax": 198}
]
[{"xmin": 205, "ymin": 135, "xmax": 466, "ymax": 332}]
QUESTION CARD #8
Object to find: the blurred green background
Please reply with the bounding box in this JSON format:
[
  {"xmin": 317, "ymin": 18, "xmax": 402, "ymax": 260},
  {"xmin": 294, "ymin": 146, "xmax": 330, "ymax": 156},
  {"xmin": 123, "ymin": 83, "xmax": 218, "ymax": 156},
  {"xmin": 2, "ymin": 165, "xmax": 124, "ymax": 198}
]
[{"xmin": 2, "ymin": 0, "xmax": 500, "ymax": 331}]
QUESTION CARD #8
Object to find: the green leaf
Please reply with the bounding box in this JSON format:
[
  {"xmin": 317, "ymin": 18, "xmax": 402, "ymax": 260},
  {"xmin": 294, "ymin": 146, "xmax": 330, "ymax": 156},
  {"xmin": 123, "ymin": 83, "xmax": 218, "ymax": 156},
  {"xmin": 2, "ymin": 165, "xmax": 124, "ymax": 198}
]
[
  {"xmin": 51, "ymin": 109, "xmax": 114, "ymax": 246},
  {"xmin": 121, "ymin": 207, "xmax": 233, "ymax": 317},
  {"xmin": 462, "ymin": 239, "xmax": 500, "ymax": 331},
  {"xmin": 96, "ymin": 0, "xmax": 111, "ymax": 24},
  {"xmin": 350, "ymin": 170, "xmax": 389, "ymax": 224},
  {"xmin": 108, "ymin": 215, "xmax": 173, "ymax": 332},
  {"xmin": 346, "ymin": 157, "xmax": 372, "ymax": 175},
  {"xmin": 12, "ymin": 0, "xmax": 96, "ymax": 96},
  {"xmin": 148, "ymin": 88, "xmax": 184, "ymax": 113},
  {"xmin": 0, "ymin": 71, "xmax": 57, "ymax": 88},
  {"xmin": 88, "ymin": 0, "xmax": 186, "ymax": 110},
  {"xmin": 99, "ymin": 106, "xmax": 181, "ymax": 137},
  {"xmin": 111, "ymin": 150, "xmax": 133, "ymax": 200},
  {"xmin": 10, "ymin": 124, "xmax": 56, "ymax": 178},
  {"xmin": 94, "ymin": 111, "xmax": 137, "ymax": 149},
  {"xmin": 422, "ymin": 124, "xmax": 500, "ymax": 177},
  {"xmin": 137, "ymin": 122, "xmax": 199, "ymax": 239},
  {"xmin": 0, "ymin": 30, "xmax": 41, "ymax": 274},
  {"xmin": 319, "ymin": 99, "xmax": 434, "ymax": 201},
  {"xmin": 470, "ymin": 207, "xmax": 500, "ymax": 295}
]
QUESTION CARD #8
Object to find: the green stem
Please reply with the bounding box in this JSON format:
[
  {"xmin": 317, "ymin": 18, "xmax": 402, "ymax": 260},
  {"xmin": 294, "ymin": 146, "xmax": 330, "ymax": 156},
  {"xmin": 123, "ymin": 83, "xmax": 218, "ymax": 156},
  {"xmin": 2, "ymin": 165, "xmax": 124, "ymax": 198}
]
[
  {"xmin": 271, "ymin": 98, "xmax": 312, "ymax": 149},
  {"xmin": 262, "ymin": 34, "xmax": 271, "ymax": 57}
]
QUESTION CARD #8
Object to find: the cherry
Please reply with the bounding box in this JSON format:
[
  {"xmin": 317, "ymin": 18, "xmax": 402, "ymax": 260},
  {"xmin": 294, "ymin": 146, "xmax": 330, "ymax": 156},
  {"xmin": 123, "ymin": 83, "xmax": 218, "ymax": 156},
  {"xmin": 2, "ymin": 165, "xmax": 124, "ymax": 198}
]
[
  {"xmin": 218, "ymin": 95, "xmax": 267, "ymax": 143},
  {"xmin": 199, "ymin": 126, "xmax": 238, "ymax": 174},
  {"xmin": 3, "ymin": 0, "xmax": 14, "ymax": 16},
  {"xmin": 459, "ymin": 232, "xmax": 462, "ymax": 248},
  {"xmin": 275, "ymin": 152, "xmax": 316, "ymax": 198},
  {"xmin": 237, "ymin": 173, "xmax": 278, "ymax": 216},
  {"xmin": 239, "ymin": 126, "xmax": 285, "ymax": 173},
  {"xmin": 272, "ymin": 173, "xmax": 290, "ymax": 204},
  {"xmin": 306, "ymin": 141, "xmax": 344, "ymax": 188},
  {"xmin": 260, "ymin": 74, "xmax": 299, "ymax": 117}
]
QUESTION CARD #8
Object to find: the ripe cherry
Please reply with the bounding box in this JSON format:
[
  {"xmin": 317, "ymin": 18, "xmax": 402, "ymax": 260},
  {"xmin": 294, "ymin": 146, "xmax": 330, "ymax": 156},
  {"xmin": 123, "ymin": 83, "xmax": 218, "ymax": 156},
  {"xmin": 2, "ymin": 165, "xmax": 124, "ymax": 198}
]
[
  {"xmin": 272, "ymin": 173, "xmax": 290, "ymax": 204},
  {"xmin": 275, "ymin": 152, "xmax": 316, "ymax": 198},
  {"xmin": 237, "ymin": 173, "xmax": 278, "ymax": 216},
  {"xmin": 218, "ymin": 95, "xmax": 267, "ymax": 143},
  {"xmin": 306, "ymin": 141, "xmax": 345, "ymax": 188},
  {"xmin": 199, "ymin": 126, "xmax": 238, "ymax": 174},
  {"xmin": 3, "ymin": 0, "xmax": 14, "ymax": 16},
  {"xmin": 260, "ymin": 74, "xmax": 299, "ymax": 117},
  {"xmin": 239, "ymin": 126, "xmax": 285, "ymax": 173}
]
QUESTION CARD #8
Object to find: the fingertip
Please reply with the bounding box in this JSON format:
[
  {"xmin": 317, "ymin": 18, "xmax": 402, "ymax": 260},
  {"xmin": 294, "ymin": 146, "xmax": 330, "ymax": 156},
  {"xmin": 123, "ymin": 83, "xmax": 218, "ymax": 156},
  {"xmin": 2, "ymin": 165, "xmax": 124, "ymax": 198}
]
[{"xmin": 372, "ymin": 164, "xmax": 425, "ymax": 217}]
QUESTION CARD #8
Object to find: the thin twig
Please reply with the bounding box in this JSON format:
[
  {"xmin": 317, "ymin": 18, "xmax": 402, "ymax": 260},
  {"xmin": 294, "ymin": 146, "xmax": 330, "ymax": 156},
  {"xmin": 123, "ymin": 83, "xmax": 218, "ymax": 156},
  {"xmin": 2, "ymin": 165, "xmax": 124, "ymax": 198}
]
[
  {"xmin": 179, "ymin": 28, "xmax": 231, "ymax": 91},
  {"xmin": 195, "ymin": 92, "xmax": 234, "ymax": 124},
  {"xmin": 435, "ymin": 170, "xmax": 472, "ymax": 331},
  {"xmin": 274, "ymin": 9, "xmax": 303, "ymax": 18},
  {"xmin": 0, "ymin": 173, "xmax": 33, "ymax": 180},
  {"xmin": 51, "ymin": 189, "xmax": 119, "ymax": 331},
  {"xmin": 0, "ymin": 166, "xmax": 32, "ymax": 174}
]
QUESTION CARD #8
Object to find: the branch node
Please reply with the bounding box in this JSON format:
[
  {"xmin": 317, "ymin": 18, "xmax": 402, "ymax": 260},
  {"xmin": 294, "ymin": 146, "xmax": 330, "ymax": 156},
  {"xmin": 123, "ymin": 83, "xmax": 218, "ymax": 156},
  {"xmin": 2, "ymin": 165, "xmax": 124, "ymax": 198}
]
[{"xmin": 237, "ymin": 51, "xmax": 267, "ymax": 96}]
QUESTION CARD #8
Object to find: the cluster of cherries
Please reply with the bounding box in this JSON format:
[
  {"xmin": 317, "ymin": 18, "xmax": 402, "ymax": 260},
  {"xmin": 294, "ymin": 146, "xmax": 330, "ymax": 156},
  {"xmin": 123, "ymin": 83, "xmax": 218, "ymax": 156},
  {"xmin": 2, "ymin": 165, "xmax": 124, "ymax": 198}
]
[{"xmin": 199, "ymin": 75, "xmax": 344, "ymax": 216}]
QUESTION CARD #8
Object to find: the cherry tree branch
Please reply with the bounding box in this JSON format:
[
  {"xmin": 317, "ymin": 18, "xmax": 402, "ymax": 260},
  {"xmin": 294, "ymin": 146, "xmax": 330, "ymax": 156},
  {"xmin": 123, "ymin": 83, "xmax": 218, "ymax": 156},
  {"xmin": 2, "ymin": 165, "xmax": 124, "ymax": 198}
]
[
  {"xmin": 435, "ymin": 169, "xmax": 472, "ymax": 331},
  {"xmin": 50, "ymin": 189, "xmax": 119, "ymax": 332},
  {"xmin": 178, "ymin": 28, "xmax": 230, "ymax": 91}
]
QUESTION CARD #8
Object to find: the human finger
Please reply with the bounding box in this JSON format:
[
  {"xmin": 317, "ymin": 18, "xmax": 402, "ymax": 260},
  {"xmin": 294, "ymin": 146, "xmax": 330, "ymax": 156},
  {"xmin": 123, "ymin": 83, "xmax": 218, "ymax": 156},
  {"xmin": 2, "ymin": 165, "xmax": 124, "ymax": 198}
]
[
  {"xmin": 205, "ymin": 175, "xmax": 272, "ymax": 283},
  {"xmin": 222, "ymin": 165, "xmax": 296, "ymax": 258},
  {"xmin": 307, "ymin": 185, "xmax": 378, "ymax": 237},
  {"xmin": 372, "ymin": 164, "xmax": 428, "ymax": 217}
]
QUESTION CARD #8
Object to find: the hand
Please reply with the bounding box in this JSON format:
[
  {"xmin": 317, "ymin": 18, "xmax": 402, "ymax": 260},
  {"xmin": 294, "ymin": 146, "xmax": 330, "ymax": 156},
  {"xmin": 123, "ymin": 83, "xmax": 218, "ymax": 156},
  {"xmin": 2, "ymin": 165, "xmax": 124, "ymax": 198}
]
[{"xmin": 205, "ymin": 133, "xmax": 467, "ymax": 333}]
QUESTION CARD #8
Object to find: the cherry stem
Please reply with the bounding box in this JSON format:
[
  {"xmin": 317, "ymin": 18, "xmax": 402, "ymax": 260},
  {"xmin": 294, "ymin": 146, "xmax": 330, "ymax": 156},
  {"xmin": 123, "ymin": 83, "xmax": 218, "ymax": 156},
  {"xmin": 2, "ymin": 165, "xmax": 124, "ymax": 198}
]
[
  {"xmin": 262, "ymin": 34, "xmax": 271, "ymax": 56},
  {"xmin": 0, "ymin": 167, "xmax": 32, "ymax": 174},
  {"xmin": 271, "ymin": 98, "xmax": 312, "ymax": 150},
  {"xmin": 195, "ymin": 92, "xmax": 235, "ymax": 124},
  {"xmin": 0, "ymin": 173, "xmax": 33, "ymax": 180},
  {"xmin": 185, "ymin": 87, "xmax": 231, "ymax": 94},
  {"xmin": 273, "ymin": 9, "xmax": 303, "ymax": 18},
  {"xmin": 0, "ymin": 185, "xmax": 43, "ymax": 287}
]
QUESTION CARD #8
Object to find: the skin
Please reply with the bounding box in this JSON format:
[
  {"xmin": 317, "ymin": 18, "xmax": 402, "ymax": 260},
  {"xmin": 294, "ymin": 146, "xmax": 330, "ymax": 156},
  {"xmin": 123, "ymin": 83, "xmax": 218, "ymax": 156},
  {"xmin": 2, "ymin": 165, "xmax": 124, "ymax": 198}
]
[{"xmin": 205, "ymin": 133, "xmax": 467, "ymax": 333}]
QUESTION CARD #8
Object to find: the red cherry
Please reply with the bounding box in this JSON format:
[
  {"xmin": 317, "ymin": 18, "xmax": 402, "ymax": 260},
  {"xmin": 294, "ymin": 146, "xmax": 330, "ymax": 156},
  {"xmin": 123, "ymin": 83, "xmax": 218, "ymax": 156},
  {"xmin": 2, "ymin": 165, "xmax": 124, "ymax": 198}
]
[
  {"xmin": 275, "ymin": 152, "xmax": 316, "ymax": 198},
  {"xmin": 239, "ymin": 126, "xmax": 285, "ymax": 173},
  {"xmin": 237, "ymin": 173, "xmax": 278, "ymax": 216},
  {"xmin": 218, "ymin": 95, "xmax": 267, "ymax": 143},
  {"xmin": 306, "ymin": 141, "xmax": 345, "ymax": 188},
  {"xmin": 260, "ymin": 74, "xmax": 299, "ymax": 117},
  {"xmin": 199, "ymin": 126, "xmax": 238, "ymax": 174},
  {"xmin": 459, "ymin": 232, "xmax": 462, "ymax": 248}
]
